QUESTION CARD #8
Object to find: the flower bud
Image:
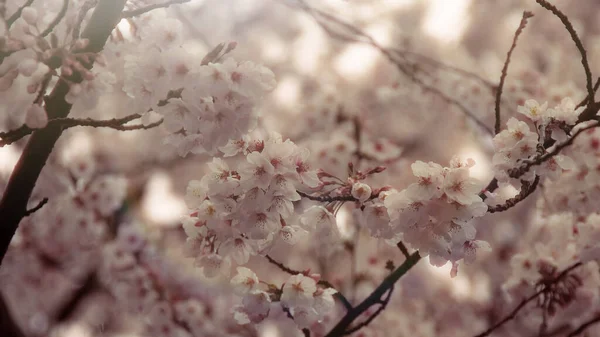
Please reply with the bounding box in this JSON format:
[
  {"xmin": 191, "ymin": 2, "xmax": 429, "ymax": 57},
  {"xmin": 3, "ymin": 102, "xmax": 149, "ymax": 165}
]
[{"xmin": 25, "ymin": 104, "xmax": 48, "ymax": 129}]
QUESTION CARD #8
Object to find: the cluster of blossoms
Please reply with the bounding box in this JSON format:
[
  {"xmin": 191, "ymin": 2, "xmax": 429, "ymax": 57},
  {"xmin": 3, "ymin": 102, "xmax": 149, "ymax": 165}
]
[
  {"xmin": 181, "ymin": 131, "xmax": 325, "ymax": 277},
  {"xmin": 492, "ymin": 98, "xmax": 582, "ymax": 183},
  {"xmin": 100, "ymin": 223, "xmax": 249, "ymax": 337},
  {"xmin": 0, "ymin": 3, "xmax": 109, "ymax": 128},
  {"xmin": 230, "ymin": 267, "xmax": 337, "ymax": 330},
  {"xmin": 502, "ymin": 212, "xmax": 600, "ymax": 332},
  {"xmin": 108, "ymin": 11, "xmax": 277, "ymax": 157},
  {"xmin": 543, "ymin": 126, "xmax": 600, "ymax": 217},
  {"xmin": 375, "ymin": 157, "xmax": 489, "ymax": 274},
  {"xmin": 156, "ymin": 56, "xmax": 276, "ymax": 156}
]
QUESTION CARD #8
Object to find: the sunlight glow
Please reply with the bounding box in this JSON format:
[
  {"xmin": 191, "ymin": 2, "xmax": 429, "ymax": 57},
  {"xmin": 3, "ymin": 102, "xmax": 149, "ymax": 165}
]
[
  {"xmin": 259, "ymin": 322, "xmax": 281, "ymax": 337},
  {"xmin": 293, "ymin": 15, "xmax": 329, "ymax": 74},
  {"xmin": 0, "ymin": 145, "xmax": 20, "ymax": 175},
  {"xmin": 336, "ymin": 207, "xmax": 355, "ymax": 240},
  {"xmin": 458, "ymin": 145, "xmax": 492, "ymax": 181},
  {"xmin": 424, "ymin": 257, "xmax": 490, "ymax": 301},
  {"xmin": 334, "ymin": 43, "xmax": 379, "ymax": 80},
  {"xmin": 273, "ymin": 76, "xmax": 301, "ymax": 109},
  {"xmin": 422, "ymin": 0, "xmax": 472, "ymax": 44},
  {"xmin": 141, "ymin": 172, "xmax": 187, "ymax": 226}
]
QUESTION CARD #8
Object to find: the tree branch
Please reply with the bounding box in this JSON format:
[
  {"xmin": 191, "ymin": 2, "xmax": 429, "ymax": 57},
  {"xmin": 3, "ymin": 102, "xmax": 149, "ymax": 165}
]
[
  {"xmin": 487, "ymin": 176, "xmax": 539, "ymax": 213},
  {"xmin": 6, "ymin": 0, "xmax": 35, "ymax": 29},
  {"xmin": 495, "ymin": 11, "xmax": 533, "ymax": 134},
  {"xmin": 0, "ymin": 292, "xmax": 24, "ymax": 337},
  {"xmin": 508, "ymin": 122, "xmax": 600, "ymax": 179},
  {"xmin": 23, "ymin": 198, "xmax": 48, "ymax": 217},
  {"xmin": 535, "ymin": 0, "xmax": 594, "ymax": 104},
  {"xmin": 0, "ymin": 0, "xmax": 127, "ymax": 266},
  {"xmin": 566, "ymin": 314, "xmax": 600, "ymax": 337},
  {"xmin": 0, "ymin": 114, "xmax": 162, "ymax": 147},
  {"xmin": 325, "ymin": 251, "xmax": 421, "ymax": 337},
  {"xmin": 343, "ymin": 284, "xmax": 394, "ymax": 335},
  {"xmin": 40, "ymin": 0, "xmax": 69, "ymax": 37},
  {"xmin": 121, "ymin": 0, "xmax": 192, "ymax": 18}
]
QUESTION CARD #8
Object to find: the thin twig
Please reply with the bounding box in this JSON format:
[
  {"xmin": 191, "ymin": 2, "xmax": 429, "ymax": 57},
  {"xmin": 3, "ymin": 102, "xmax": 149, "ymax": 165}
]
[
  {"xmin": 0, "ymin": 114, "xmax": 162, "ymax": 147},
  {"xmin": 495, "ymin": 11, "xmax": 533, "ymax": 134},
  {"xmin": 40, "ymin": 0, "xmax": 69, "ymax": 37},
  {"xmin": 576, "ymin": 77, "xmax": 600, "ymax": 109},
  {"xmin": 121, "ymin": 0, "xmax": 191, "ymax": 18},
  {"xmin": 566, "ymin": 314, "xmax": 600, "ymax": 337},
  {"xmin": 281, "ymin": 0, "xmax": 494, "ymax": 136},
  {"xmin": 535, "ymin": 0, "xmax": 594, "ymax": 105},
  {"xmin": 23, "ymin": 198, "xmax": 48, "ymax": 217},
  {"xmin": 487, "ymin": 176, "xmax": 539, "ymax": 213}
]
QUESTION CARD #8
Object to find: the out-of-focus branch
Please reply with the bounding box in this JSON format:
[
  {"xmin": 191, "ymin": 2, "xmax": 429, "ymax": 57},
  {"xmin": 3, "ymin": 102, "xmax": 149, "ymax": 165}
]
[
  {"xmin": 566, "ymin": 314, "xmax": 600, "ymax": 337},
  {"xmin": 40, "ymin": 0, "xmax": 69, "ymax": 37},
  {"xmin": 495, "ymin": 11, "xmax": 533, "ymax": 134},
  {"xmin": 298, "ymin": 190, "xmax": 379, "ymax": 203},
  {"xmin": 6, "ymin": 0, "xmax": 35, "ymax": 28},
  {"xmin": 535, "ymin": 0, "xmax": 594, "ymax": 104},
  {"xmin": 280, "ymin": 0, "xmax": 495, "ymax": 136},
  {"xmin": 474, "ymin": 262, "xmax": 583, "ymax": 337},
  {"xmin": 0, "ymin": 292, "xmax": 24, "ymax": 337},
  {"xmin": 121, "ymin": 0, "xmax": 192, "ymax": 18},
  {"xmin": 325, "ymin": 251, "xmax": 421, "ymax": 337}
]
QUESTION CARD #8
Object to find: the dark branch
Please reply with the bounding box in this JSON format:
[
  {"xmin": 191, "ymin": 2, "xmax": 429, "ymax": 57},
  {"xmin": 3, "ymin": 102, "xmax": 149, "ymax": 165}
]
[
  {"xmin": 508, "ymin": 122, "xmax": 600, "ymax": 179},
  {"xmin": 495, "ymin": 11, "xmax": 533, "ymax": 134},
  {"xmin": 40, "ymin": 0, "xmax": 69, "ymax": 37},
  {"xmin": 0, "ymin": 0, "xmax": 127, "ymax": 266},
  {"xmin": 0, "ymin": 114, "xmax": 163, "ymax": 147},
  {"xmin": 6, "ymin": 0, "xmax": 35, "ymax": 28},
  {"xmin": 343, "ymin": 285, "xmax": 394, "ymax": 335},
  {"xmin": 535, "ymin": 0, "xmax": 594, "ymax": 104},
  {"xmin": 0, "ymin": 292, "xmax": 24, "ymax": 337},
  {"xmin": 576, "ymin": 77, "xmax": 600, "ymax": 109},
  {"xmin": 121, "ymin": 0, "xmax": 191, "ymax": 18},
  {"xmin": 55, "ymin": 273, "xmax": 98, "ymax": 322},
  {"xmin": 567, "ymin": 314, "xmax": 600, "ymax": 337},
  {"xmin": 487, "ymin": 176, "xmax": 539, "ymax": 213},
  {"xmin": 325, "ymin": 251, "xmax": 421, "ymax": 337},
  {"xmin": 23, "ymin": 198, "xmax": 48, "ymax": 217},
  {"xmin": 396, "ymin": 241, "xmax": 410, "ymax": 259}
]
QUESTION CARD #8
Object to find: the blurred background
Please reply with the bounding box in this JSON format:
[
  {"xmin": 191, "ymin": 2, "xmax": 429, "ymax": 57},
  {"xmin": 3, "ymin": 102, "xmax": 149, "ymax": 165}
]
[{"xmin": 2, "ymin": 0, "xmax": 600, "ymax": 336}]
